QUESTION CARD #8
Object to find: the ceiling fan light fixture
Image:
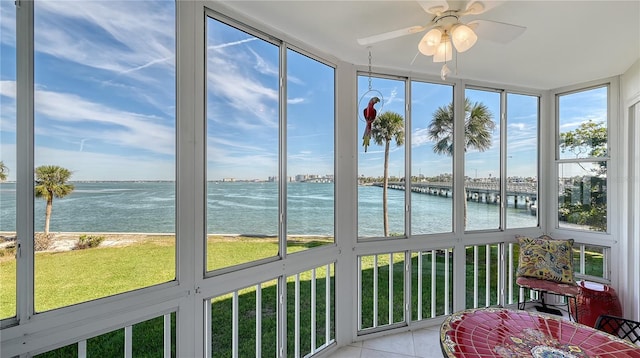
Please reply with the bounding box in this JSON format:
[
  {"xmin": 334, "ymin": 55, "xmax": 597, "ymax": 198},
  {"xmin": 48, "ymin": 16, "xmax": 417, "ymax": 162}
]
[
  {"xmin": 433, "ymin": 35, "xmax": 452, "ymax": 63},
  {"xmin": 451, "ymin": 23, "xmax": 477, "ymax": 52},
  {"xmin": 418, "ymin": 27, "xmax": 443, "ymax": 56}
]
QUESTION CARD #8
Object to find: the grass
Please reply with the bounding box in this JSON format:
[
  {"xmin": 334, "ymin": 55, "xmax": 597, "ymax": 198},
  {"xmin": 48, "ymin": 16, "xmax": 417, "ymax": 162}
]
[{"xmin": 0, "ymin": 238, "xmax": 605, "ymax": 357}]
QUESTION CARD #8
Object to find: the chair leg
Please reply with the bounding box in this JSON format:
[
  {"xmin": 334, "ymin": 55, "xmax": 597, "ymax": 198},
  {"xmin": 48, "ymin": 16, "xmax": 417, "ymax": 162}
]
[{"xmin": 568, "ymin": 296, "xmax": 578, "ymax": 322}]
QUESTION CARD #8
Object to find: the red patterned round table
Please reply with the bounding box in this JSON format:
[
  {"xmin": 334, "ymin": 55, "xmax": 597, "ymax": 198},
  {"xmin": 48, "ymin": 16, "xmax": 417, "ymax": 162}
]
[{"xmin": 440, "ymin": 307, "xmax": 640, "ymax": 358}]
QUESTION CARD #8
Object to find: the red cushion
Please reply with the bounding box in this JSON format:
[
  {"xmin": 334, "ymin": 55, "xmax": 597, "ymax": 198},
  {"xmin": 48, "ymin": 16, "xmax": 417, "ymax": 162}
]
[{"xmin": 516, "ymin": 276, "xmax": 579, "ymax": 297}]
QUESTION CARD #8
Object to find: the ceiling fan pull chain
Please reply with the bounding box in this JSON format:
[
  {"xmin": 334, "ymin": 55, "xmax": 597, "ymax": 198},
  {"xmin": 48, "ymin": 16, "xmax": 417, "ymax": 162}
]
[{"xmin": 368, "ymin": 47, "xmax": 373, "ymax": 91}]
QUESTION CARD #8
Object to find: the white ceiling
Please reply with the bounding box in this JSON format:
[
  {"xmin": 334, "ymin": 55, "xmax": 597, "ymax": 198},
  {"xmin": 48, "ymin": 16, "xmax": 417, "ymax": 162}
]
[{"xmin": 216, "ymin": 0, "xmax": 640, "ymax": 90}]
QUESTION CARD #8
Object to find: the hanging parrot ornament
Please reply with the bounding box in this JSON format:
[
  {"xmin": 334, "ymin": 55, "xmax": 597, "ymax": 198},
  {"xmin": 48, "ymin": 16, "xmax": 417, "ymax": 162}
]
[{"xmin": 362, "ymin": 96, "xmax": 380, "ymax": 152}]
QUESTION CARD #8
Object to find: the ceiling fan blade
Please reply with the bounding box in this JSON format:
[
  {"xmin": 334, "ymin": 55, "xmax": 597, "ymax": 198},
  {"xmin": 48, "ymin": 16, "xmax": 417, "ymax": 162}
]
[
  {"xmin": 464, "ymin": 1, "xmax": 505, "ymax": 15},
  {"xmin": 468, "ymin": 19, "xmax": 526, "ymax": 44},
  {"xmin": 417, "ymin": 0, "xmax": 449, "ymax": 15},
  {"xmin": 357, "ymin": 25, "xmax": 428, "ymax": 46}
]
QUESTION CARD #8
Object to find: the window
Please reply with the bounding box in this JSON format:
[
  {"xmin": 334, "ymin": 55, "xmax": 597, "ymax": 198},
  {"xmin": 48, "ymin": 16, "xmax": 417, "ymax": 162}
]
[
  {"xmin": 464, "ymin": 88, "xmax": 500, "ymax": 231},
  {"xmin": 506, "ymin": 93, "xmax": 539, "ymax": 229},
  {"xmin": 286, "ymin": 49, "xmax": 335, "ymax": 254},
  {"xmin": 33, "ymin": 0, "xmax": 176, "ymax": 312},
  {"xmin": 206, "ymin": 16, "xmax": 336, "ymax": 271},
  {"xmin": 410, "ymin": 81, "xmax": 454, "ymax": 235},
  {"xmin": 206, "ymin": 16, "xmax": 280, "ymax": 271},
  {"xmin": 0, "ymin": 0, "xmax": 16, "ymax": 320},
  {"xmin": 357, "ymin": 75, "xmax": 406, "ymax": 239},
  {"xmin": 557, "ymin": 86, "xmax": 608, "ymax": 232}
]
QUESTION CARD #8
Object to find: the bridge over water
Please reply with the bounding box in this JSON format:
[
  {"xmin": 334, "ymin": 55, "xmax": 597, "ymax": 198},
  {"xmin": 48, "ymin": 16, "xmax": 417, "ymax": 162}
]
[{"xmin": 372, "ymin": 181, "xmax": 537, "ymax": 211}]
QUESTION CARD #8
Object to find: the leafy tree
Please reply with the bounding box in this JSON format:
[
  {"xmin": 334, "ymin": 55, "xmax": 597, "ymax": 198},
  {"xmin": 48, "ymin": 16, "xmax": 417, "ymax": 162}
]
[
  {"xmin": 371, "ymin": 111, "xmax": 405, "ymax": 237},
  {"xmin": 428, "ymin": 98, "xmax": 495, "ymax": 226},
  {"xmin": 0, "ymin": 161, "xmax": 7, "ymax": 181},
  {"xmin": 560, "ymin": 120, "xmax": 607, "ymax": 158},
  {"xmin": 35, "ymin": 165, "xmax": 75, "ymax": 235},
  {"xmin": 558, "ymin": 120, "xmax": 607, "ymax": 231}
]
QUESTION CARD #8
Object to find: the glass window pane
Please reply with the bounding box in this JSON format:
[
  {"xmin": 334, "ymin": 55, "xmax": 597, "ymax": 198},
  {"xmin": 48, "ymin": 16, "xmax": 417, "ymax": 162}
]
[
  {"xmin": 464, "ymin": 89, "xmax": 500, "ymax": 231},
  {"xmin": 558, "ymin": 86, "xmax": 608, "ymax": 160},
  {"xmin": 206, "ymin": 17, "xmax": 279, "ymax": 271},
  {"xmin": 286, "ymin": 49, "xmax": 335, "ymax": 254},
  {"xmin": 34, "ymin": 0, "xmax": 176, "ymax": 312},
  {"xmin": 410, "ymin": 81, "xmax": 454, "ymax": 235},
  {"xmin": 506, "ymin": 93, "xmax": 539, "ymax": 229},
  {"xmin": 357, "ymin": 76, "xmax": 406, "ymax": 239},
  {"xmin": 558, "ymin": 162, "xmax": 607, "ymax": 232},
  {"xmin": 0, "ymin": 0, "xmax": 16, "ymax": 320}
]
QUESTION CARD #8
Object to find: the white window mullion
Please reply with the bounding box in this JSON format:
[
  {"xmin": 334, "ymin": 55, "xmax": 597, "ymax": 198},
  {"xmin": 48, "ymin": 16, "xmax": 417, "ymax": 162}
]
[{"xmin": 15, "ymin": 0, "xmax": 36, "ymax": 326}]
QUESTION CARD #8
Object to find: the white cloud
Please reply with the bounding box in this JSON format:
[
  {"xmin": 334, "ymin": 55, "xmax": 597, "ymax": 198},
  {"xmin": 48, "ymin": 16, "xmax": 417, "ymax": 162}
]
[
  {"xmin": 1, "ymin": 80, "xmax": 174, "ymax": 156},
  {"xmin": 34, "ymin": 1, "xmax": 175, "ymax": 84}
]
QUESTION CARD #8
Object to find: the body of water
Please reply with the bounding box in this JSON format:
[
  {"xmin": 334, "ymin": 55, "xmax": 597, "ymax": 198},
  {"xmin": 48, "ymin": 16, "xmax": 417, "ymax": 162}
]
[{"xmin": 0, "ymin": 181, "xmax": 537, "ymax": 236}]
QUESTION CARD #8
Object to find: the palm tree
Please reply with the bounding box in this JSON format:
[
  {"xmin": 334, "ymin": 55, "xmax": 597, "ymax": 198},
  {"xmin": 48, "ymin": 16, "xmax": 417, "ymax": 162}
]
[
  {"xmin": 428, "ymin": 98, "xmax": 495, "ymax": 225},
  {"xmin": 0, "ymin": 161, "xmax": 7, "ymax": 182},
  {"xmin": 371, "ymin": 111, "xmax": 405, "ymax": 237},
  {"xmin": 35, "ymin": 165, "xmax": 75, "ymax": 235}
]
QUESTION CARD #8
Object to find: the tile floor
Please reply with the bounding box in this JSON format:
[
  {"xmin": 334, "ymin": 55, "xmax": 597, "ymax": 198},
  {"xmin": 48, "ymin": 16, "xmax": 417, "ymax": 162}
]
[
  {"xmin": 329, "ymin": 305, "xmax": 573, "ymax": 357},
  {"xmin": 330, "ymin": 325, "xmax": 444, "ymax": 358}
]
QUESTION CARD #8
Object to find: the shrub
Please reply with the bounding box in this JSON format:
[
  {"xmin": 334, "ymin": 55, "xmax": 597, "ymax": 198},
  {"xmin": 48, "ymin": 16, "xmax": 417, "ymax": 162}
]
[
  {"xmin": 34, "ymin": 233, "xmax": 54, "ymax": 251},
  {"xmin": 0, "ymin": 244, "xmax": 16, "ymax": 258},
  {"xmin": 74, "ymin": 234, "xmax": 105, "ymax": 250}
]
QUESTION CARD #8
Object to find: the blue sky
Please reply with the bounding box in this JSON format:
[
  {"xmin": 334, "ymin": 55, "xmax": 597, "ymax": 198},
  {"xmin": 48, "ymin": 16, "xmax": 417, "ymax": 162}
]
[{"xmin": 0, "ymin": 1, "xmax": 606, "ymax": 182}]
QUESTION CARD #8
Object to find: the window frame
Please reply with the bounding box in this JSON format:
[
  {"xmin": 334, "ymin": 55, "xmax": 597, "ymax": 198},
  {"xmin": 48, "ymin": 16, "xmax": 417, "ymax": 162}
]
[{"xmin": 554, "ymin": 83, "xmax": 611, "ymax": 234}]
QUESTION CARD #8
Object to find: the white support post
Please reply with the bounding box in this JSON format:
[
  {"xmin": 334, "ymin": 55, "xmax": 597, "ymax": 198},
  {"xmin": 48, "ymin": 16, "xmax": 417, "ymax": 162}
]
[
  {"xmin": 78, "ymin": 340, "xmax": 87, "ymax": 358},
  {"xmin": 431, "ymin": 250, "xmax": 436, "ymax": 317},
  {"xmin": 256, "ymin": 284, "xmax": 262, "ymax": 357},
  {"xmin": 417, "ymin": 252, "xmax": 423, "ymax": 320},
  {"xmin": 164, "ymin": 314, "xmax": 172, "ymax": 358},
  {"xmin": 124, "ymin": 325, "xmax": 133, "ymax": 358}
]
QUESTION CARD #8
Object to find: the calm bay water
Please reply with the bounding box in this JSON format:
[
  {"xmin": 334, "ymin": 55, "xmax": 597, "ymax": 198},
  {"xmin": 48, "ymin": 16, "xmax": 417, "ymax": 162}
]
[{"xmin": 0, "ymin": 181, "xmax": 536, "ymax": 236}]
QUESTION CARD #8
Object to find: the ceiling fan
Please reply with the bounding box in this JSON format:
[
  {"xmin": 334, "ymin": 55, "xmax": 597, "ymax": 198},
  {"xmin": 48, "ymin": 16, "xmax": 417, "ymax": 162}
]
[{"xmin": 357, "ymin": 1, "xmax": 526, "ymax": 79}]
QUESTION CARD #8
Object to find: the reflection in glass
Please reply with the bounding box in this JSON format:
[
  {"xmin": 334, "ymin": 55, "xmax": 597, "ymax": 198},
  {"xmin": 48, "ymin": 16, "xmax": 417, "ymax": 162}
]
[
  {"xmin": 464, "ymin": 89, "xmax": 500, "ymax": 231},
  {"xmin": 557, "ymin": 86, "xmax": 608, "ymax": 232},
  {"xmin": 286, "ymin": 49, "xmax": 335, "ymax": 254},
  {"xmin": 33, "ymin": 0, "xmax": 176, "ymax": 312},
  {"xmin": 206, "ymin": 17, "xmax": 279, "ymax": 271},
  {"xmin": 410, "ymin": 81, "xmax": 454, "ymax": 235},
  {"xmin": 506, "ymin": 93, "xmax": 539, "ymax": 229},
  {"xmin": 558, "ymin": 162, "xmax": 607, "ymax": 232},
  {"xmin": 357, "ymin": 76, "xmax": 406, "ymax": 239}
]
